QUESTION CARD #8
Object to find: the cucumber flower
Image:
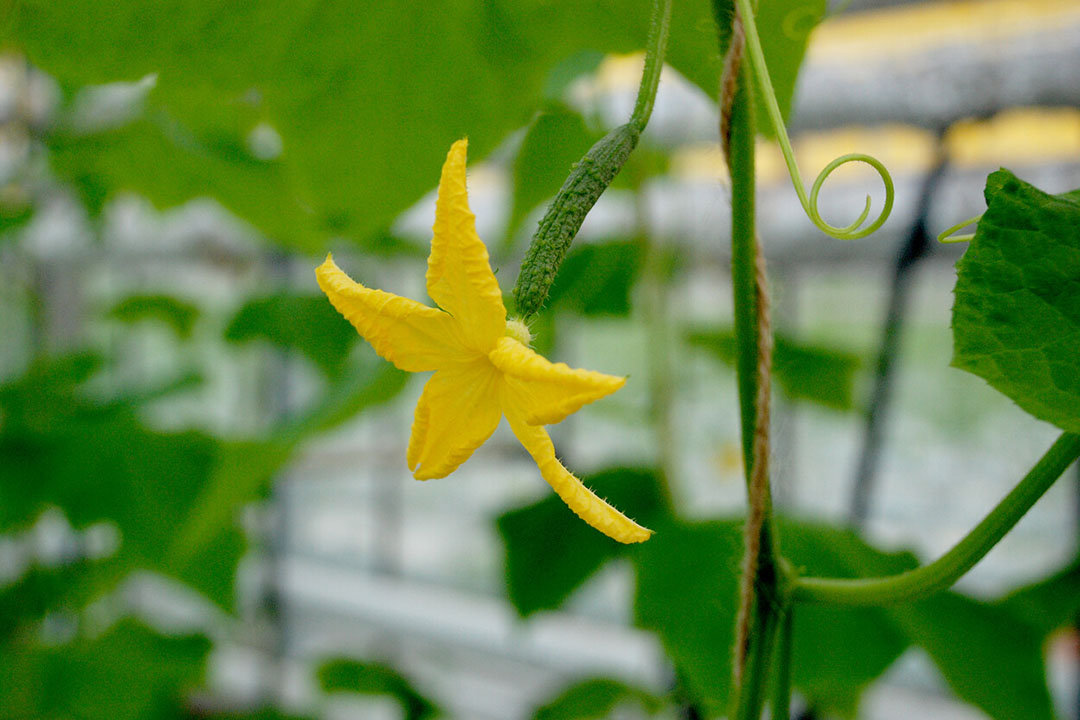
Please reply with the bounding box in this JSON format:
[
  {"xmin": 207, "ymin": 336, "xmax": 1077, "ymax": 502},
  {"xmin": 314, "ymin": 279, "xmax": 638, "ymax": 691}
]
[{"xmin": 316, "ymin": 139, "xmax": 651, "ymax": 544}]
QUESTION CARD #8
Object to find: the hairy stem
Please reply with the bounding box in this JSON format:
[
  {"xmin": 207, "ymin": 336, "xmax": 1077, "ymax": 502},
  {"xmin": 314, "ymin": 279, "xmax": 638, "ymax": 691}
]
[
  {"xmin": 632, "ymin": 0, "xmax": 673, "ymax": 130},
  {"xmin": 796, "ymin": 432, "xmax": 1080, "ymax": 605},
  {"xmin": 725, "ymin": 18, "xmax": 782, "ymax": 720}
]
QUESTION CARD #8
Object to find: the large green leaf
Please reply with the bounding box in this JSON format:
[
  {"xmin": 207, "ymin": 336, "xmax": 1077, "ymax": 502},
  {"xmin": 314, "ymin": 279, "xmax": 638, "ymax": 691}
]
[
  {"xmin": 890, "ymin": 595, "xmax": 1054, "ymax": 720},
  {"xmin": 532, "ymin": 677, "xmax": 666, "ymax": 720},
  {"xmin": 688, "ymin": 328, "xmax": 864, "ymax": 411},
  {"xmin": 952, "ymin": 170, "xmax": 1080, "ymax": 432},
  {"xmin": 631, "ymin": 519, "xmax": 742, "ymax": 715},
  {"xmin": 497, "ymin": 467, "xmax": 668, "ymax": 617},
  {"xmin": 0, "ymin": 349, "xmax": 406, "ymax": 611},
  {"xmin": 0, "ymin": 620, "xmax": 210, "ymax": 720},
  {"xmin": 318, "ymin": 658, "xmax": 440, "ymax": 720},
  {"xmin": 8, "ymin": 0, "xmax": 819, "ymax": 251},
  {"xmin": 778, "ymin": 519, "xmax": 915, "ymax": 717}
]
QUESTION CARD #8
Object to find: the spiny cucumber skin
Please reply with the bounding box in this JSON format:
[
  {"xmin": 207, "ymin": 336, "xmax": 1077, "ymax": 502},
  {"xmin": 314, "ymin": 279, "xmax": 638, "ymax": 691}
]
[{"xmin": 513, "ymin": 122, "xmax": 641, "ymax": 318}]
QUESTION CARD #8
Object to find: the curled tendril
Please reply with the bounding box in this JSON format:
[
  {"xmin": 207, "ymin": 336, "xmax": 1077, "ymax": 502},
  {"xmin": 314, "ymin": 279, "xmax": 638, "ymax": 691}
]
[
  {"xmin": 937, "ymin": 214, "xmax": 982, "ymax": 244},
  {"xmin": 808, "ymin": 153, "xmax": 895, "ymax": 240},
  {"xmin": 735, "ymin": 0, "xmax": 895, "ymax": 241}
]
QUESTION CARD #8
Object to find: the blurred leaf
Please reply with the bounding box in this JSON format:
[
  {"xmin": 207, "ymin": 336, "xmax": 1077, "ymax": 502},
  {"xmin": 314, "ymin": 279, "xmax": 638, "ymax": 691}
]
[
  {"xmin": 108, "ymin": 293, "xmax": 200, "ymax": 338},
  {"xmin": 999, "ymin": 558, "xmax": 1080, "ymax": 634},
  {"xmin": 0, "ymin": 620, "xmax": 210, "ymax": 720},
  {"xmin": 225, "ymin": 292, "xmax": 356, "ymax": 377},
  {"xmin": 200, "ymin": 711, "xmax": 312, "ymax": 720},
  {"xmin": 890, "ymin": 595, "xmax": 1054, "ymax": 720},
  {"xmin": 201, "ymin": 711, "xmax": 312, "ymax": 720},
  {"xmin": 688, "ymin": 328, "xmax": 863, "ymax": 411},
  {"xmin": 497, "ymin": 467, "xmax": 667, "ymax": 617},
  {"xmin": 318, "ymin": 658, "xmax": 440, "ymax": 720},
  {"xmin": 0, "ymin": 202, "xmax": 33, "ymax": 238},
  {"xmin": 778, "ymin": 518, "xmax": 916, "ymax": 716},
  {"xmin": 952, "ymin": 170, "xmax": 1080, "ymax": 432},
  {"xmin": 632, "ymin": 519, "xmax": 742, "ymax": 715},
  {"xmin": 542, "ymin": 50, "xmax": 606, "ymax": 101},
  {"xmin": 508, "ymin": 105, "xmax": 600, "ymax": 249},
  {"xmin": 12, "ymin": 1, "xmax": 817, "ymax": 250},
  {"xmin": 167, "ymin": 354, "xmax": 407, "ymax": 585},
  {"xmin": 546, "ymin": 240, "xmax": 644, "ymax": 317},
  {"xmin": 0, "ymin": 557, "xmax": 124, "ymax": 644},
  {"xmin": 533, "ymin": 677, "xmax": 666, "ymax": 720}
]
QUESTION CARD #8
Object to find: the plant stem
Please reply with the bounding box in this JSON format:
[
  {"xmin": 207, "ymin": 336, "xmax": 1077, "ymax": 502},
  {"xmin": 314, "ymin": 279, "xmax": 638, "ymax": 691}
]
[
  {"xmin": 770, "ymin": 605, "xmax": 795, "ymax": 720},
  {"xmin": 631, "ymin": 0, "xmax": 673, "ymax": 131},
  {"xmin": 727, "ymin": 36, "xmax": 782, "ymax": 720},
  {"xmin": 736, "ymin": 604, "xmax": 781, "ymax": 720},
  {"xmin": 795, "ymin": 432, "xmax": 1080, "ymax": 606}
]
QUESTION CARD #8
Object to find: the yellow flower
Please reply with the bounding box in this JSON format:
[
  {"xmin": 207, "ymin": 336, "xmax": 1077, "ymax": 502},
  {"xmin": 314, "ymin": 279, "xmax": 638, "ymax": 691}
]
[{"xmin": 316, "ymin": 139, "xmax": 651, "ymax": 544}]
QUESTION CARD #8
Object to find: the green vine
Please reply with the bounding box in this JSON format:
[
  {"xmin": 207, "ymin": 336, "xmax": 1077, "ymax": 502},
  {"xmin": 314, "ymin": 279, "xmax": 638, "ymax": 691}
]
[{"xmin": 794, "ymin": 432, "xmax": 1080, "ymax": 605}]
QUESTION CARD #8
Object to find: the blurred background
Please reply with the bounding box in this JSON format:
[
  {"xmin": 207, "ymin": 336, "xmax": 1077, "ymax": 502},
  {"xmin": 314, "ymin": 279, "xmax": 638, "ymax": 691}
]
[{"xmin": 2, "ymin": 0, "xmax": 1080, "ymax": 718}]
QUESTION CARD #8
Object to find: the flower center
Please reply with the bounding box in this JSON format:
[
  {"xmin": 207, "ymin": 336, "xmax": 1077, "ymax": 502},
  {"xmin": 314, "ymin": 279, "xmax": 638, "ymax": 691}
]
[{"xmin": 505, "ymin": 318, "xmax": 532, "ymax": 346}]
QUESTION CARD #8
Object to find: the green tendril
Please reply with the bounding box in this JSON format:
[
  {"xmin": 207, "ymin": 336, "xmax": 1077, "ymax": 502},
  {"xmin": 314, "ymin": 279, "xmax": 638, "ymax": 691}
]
[
  {"xmin": 937, "ymin": 213, "xmax": 982, "ymax": 243},
  {"xmin": 734, "ymin": 0, "xmax": 895, "ymax": 241}
]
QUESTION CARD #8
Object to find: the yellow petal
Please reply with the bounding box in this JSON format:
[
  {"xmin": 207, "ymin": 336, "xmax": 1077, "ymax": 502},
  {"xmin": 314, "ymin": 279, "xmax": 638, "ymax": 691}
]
[
  {"xmin": 426, "ymin": 139, "xmax": 506, "ymax": 352},
  {"xmin": 504, "ymin": 404, "xmax": 652, "ymax": 544},
  {"xmin": 408, "ymin": 359, "xmax": 502, "ymax": 480},
  {"xmin": 317, "ymin": 254, "xmax": 473, "ymax": 372},
  {"xmin": 490, "ymin": 336, "xmax": 626, "ymax": 426}
]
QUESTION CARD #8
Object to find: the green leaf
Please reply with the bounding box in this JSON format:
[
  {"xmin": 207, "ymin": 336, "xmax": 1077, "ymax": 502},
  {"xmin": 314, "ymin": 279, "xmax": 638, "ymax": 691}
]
[
  {"xmin": 631, "ymin": 519, "xmax": 741, "ymax": 715},
  {"xmin": 108, "ymin": 293, "xmax": 200, "ymax": 338},
  {"xmin": 532, "ymin": 677, "xmax": 666, "ymax": 720},
  {"xmin": 0, "ymin": 557, "xmax": 125, "ymax": 644},
  {"xmin": 546, "ymin": 240, "xmax": 644, "ymax": 317},
  {"xmin": 0, "ymin": 348, "xmax": 404, "ymax": 611},
  {"xmin": 225, "ymin": 292, "xmax": 356, "ymax": 377},
  {"xmin": 10, "ymin": 1, "xmax": 814, "ymax": 251},
  {"xmin": 778, "ymin": 519, "xmax": 916, "ymax": 716},
  {"xmin": 952, "ymin": 170, "xmax": 1080, "ymax": 432},
  {"xmin": 497, "ymin": 467, "xmax": 667, "ymax": 617},
  {"xmin": 0, "ymin": 202, "xmax": 33, "ymax": 239},
  {"xmin": 508, "ymin": 105, "xmax": 600, "ymax": 249},
  {"xmin": 0, "ymin": 620, "xmax": 211, "ymax": 720},
  {"xmin": 999, "ymin": 558, "xmax": 1080, "ymax": 635},
  {"xmin": 688, "ymin": 328, "xmax": 864, "ymax": 411},
  {"xmin": 318, "ymin": 658, "xmax": 440, "ymax": 720},
  {"xmin": 633, "ymin": 518, "xmax": 915, "ymax": 716},
  {"xmin": 166, "ymin": 354, "xmax": 408, "ymax": 584},
  {"xmin": 890, "ymin": 595, "xmax": 1054, "ymax": 720}
]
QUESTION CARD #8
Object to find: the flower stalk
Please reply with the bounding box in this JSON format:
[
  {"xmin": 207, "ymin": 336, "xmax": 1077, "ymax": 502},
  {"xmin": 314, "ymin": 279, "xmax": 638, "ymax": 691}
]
[{"xmin": 513, "ymin": 0, "xmax": 672, "ymax": 318}]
